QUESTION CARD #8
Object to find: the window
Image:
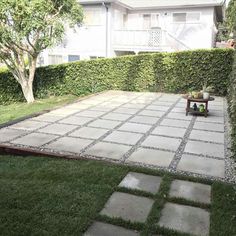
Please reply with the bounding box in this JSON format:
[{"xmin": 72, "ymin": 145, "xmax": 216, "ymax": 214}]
[
  {"xmin": 173, "ymin": 12, "xmax": 200, "ymax": 23},
  {"xmin": 123, "ymin": 14, "xmax": 128, "ymax": 28},
  {"xmin": 68, "ymin": 55, "xmax": 80, "ymax": 62},
  {"xmin": 151, "ymin": 14, "xmax": 159, "ymax": 28},
  {"xmin": 90, "ymin": 56, "xmax": 104, "ymax": 60},
  {"xmin": 143, "ymin": 14, "xmax": 151, "ymax": 29},
  {"xmin": 83, "ymin": 9, "xmax": 102, "ymax": 26},
  {"xmin": 48, "ymin": 55, "xmax": 63, "ymax": 65}
]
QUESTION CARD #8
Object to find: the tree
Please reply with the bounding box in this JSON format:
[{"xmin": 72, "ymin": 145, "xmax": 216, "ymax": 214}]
[
  {"xmin": 0, "ymin": 0, "xmax": 83, "ymax": 103},
  {"xmin": 226, "ymin": 0, "xmax": 236, "ymax": 38}
]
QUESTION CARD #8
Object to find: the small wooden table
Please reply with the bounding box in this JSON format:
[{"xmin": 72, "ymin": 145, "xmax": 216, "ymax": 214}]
[{"xmin": 182, "ymin": 95, "xmax": 215, "ymax": 117}]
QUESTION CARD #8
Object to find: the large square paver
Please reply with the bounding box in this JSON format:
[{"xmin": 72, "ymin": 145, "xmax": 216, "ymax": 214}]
[
  {"xmin": 146, "ymin": 105, "xmax": 169, "ymax": 112},
  {"xmin": 169, "ymin": 180, "xmax": 211, "ymax": 204},
  {"xmin": 166, "ymin": 112, "xmax": 192, "ymax": 121},
  {"xmin": 38, "ymin": 123, "xmax": 77, "ymax": 135},
  {"xmin": 158, "ymin": 203, "xmax": 210, "ymax": 236},
  {"xmin": 88, "ymin": 119, "xmax": 121, "ymax": 129},
  {"xmin": 102, "ymin": 113, "xmax": 132, "ymax": 121},
  {"xmin": 11, "ymin": 133, "xmax": 57, "ymax": 147},
  {"xmin": 59, "ymin": 116, "xmax": 93, "ymax": 126},
  {"xmin": 196, "ymin": 116, "xmax": 224, "ymax": 124},
  {"xmin": 32, "ymin": 113, "xmax": 63, "ymax": 123},
  {"xmin": 193, "ymin": 122, "xmax": 224, "ymax": 132},
  {"xmin": 104, "ymin": 131, "xmax": 142, "ymax": 145},
  {"xmin": 189, "ymin": 130, "xmax": 224, "ymax": 144},
  {"xmin": 0, "ymin": 128, "xmax": 28, "ymax": 143},
  {"xmin": 75, "ymin": 110, "xmax": 106, "ymax": 118},
  {"xmin": 130, "ymin": 116, "xmax": 159, "ymax": 125},
  {"xmin": 70, "ymin": 127, "xmax": 108, "ymax": 139},
  {"xmin": 152, "ymin": 126, "xmax": 186, "ymax": 138},
  {"xmin": 123, "ymin": 103, "xmax": 146, "ymax": 109},
  {"xmin": 45, "ymin": 137, "xmax": 93, "ymax": 153},
  {"xmin": 10, "ymin": 120, "xmax": 48, "ymax": 131},
  {"xmin": 84, "ymin": 221, "xmax": 140, "ymax": 236},
  {"xmin": 141, "ymin": 135, "xmax": 181, "ymax": 151},
  {"xmin": 85, "ymin": 142, "xmax": 131, "ymax": 160},
  {"xmin": 126, "ymin": 148, "xmax": 174, "ymax": 167},
  {"xmin": 100, "ymin": 192, "xmax": 154, "ymax": 223},
  {"xmin": 114, "ymin": 107, "xmax": 140, "ymax": 115},
  {"xmin": 119, "ymin": 172, "xmax": 162, "ymax": 194},
  {"xmin": 184, "ymin": 140, "xmax": 224, "ymax": 158},
  {"xmin": 177, "ymin": 154, "xmax": 225, "ymax": 178},
  {"xmin": 138, "ymin": 110, "xmax": 165, "ymax": 117},
  {"xmin": 118, "ymin": 123, "xmax": 151, "ymax": 133},
  {"xmin": 160, "ymin": 119, "xmax": 190, "ymax": 128}
]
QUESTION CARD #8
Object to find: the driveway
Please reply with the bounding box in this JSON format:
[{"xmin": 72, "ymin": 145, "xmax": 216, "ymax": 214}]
[{"xmin": 0, "ymin": 91, "xmax": 230, "ymax": 181}]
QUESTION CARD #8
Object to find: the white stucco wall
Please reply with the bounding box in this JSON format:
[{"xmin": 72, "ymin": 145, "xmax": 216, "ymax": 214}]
[{"xmin": 41, "ymin": 4, "xmax": 218, "ymax": 66}]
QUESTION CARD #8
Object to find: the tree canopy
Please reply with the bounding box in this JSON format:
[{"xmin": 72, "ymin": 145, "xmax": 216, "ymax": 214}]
[{"xmin": 0, "ymin": 0, "xmax": 83, "ymax": 103}]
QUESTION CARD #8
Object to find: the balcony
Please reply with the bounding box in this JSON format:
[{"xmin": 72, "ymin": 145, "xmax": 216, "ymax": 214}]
[{"xmin": 113, "ymin": 29, "xmax": 165, "ymax": 52}]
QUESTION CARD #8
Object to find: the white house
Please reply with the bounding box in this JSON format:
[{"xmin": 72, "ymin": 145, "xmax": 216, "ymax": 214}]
[{"xmin": 40, "ymin": 0, "xmax": 225, "ymax": 66}]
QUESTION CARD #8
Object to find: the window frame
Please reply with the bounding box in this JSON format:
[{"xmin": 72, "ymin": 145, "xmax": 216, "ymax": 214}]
[{"xmin": 172, "ymin": 12, "xmax": 201, "ymax": 23}]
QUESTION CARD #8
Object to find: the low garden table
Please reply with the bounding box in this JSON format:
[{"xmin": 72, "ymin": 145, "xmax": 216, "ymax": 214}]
[{"xmin": 182, "ymin": 95, "xmax": 215, "ymax": 117}]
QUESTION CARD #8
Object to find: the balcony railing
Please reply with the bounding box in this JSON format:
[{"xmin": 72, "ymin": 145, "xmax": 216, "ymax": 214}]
[{"xmin": 113, "ymin": 29, "xmax": 163, "ymax": 50}]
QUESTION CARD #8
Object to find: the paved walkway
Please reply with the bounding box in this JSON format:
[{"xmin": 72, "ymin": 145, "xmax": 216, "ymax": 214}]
[{"xmin": 0, "ymin": 91, "xmax": 229, "ymax": 181}]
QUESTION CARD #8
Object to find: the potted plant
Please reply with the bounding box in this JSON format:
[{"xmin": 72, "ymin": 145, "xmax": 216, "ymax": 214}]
[{"xmin": 202, "ymin": 80, "xmax": 213, "ymax": 100}]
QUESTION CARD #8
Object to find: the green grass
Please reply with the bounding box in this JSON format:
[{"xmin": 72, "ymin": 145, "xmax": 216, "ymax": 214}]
[
  {"xmin": 0, "ymin": 95, "xmax": 79, "ymax": 125},
  {"xmin": 0, "ymin": 155, "xmax": 235, "ymax": 236}
]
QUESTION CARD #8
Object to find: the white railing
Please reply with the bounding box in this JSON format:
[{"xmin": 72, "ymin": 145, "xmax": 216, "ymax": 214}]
[{"xmin": 113, "ymin": 29, "xmax": 163, "ymax": 49}]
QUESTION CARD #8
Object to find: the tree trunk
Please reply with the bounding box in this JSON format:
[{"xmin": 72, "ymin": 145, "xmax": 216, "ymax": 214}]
[{"xmin": 21, "ymin": 81, "xmax": 35, "ymax": 103}]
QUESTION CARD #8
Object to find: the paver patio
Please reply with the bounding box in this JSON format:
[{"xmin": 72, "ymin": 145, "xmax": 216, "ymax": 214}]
[{"xmin": 0, "ymin": 91, "xmax": 228, "ymax": 180}]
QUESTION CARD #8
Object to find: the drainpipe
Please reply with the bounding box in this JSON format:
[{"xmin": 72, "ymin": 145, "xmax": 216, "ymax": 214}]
[{"xmin": 102, "ymin": 2, "xmax": 109, "ymax": 57}]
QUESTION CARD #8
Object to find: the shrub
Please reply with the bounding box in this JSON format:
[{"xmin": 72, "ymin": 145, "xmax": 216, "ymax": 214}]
[
  {"xmin": 0, "ymin": 48, "xmax": 233, "ymax": 105},
  {"xmin": 228, "ymin": 51, "xmax": 236, "ymax": 160}
]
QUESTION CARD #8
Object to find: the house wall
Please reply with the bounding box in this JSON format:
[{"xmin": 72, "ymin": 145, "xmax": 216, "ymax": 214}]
[{"xmin": 41, "ymin": 4, "xmax": 218, "ymax": 66}]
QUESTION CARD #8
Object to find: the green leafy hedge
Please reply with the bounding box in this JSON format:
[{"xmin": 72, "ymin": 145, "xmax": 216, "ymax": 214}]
[
  {"xmin": 0, "ymin": 48, "xmax": 233, "ymax": 105},
  {"xmin": 228, "ymin": 51, "xmax": 236, "ymax": 160}
]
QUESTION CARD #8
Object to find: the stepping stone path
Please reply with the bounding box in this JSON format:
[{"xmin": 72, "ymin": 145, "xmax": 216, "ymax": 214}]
[
  {"xmin": 84, "ymin": 172, "xmax": 212, "ymax": 236},
  {"xmin": 0, "ymin": 91, "xmax": 228, "ymax": 181}
]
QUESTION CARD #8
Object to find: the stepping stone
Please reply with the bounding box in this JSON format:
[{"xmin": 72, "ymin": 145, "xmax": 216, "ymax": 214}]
[
  {"xmin": 10, "ymin": 120, "xmax": 48, "ymax": 131},
  {"xmin": 158, "ymin": 203, "xmax": 210, "ymax": 236},
  {"xmin": 70, "ymin": 127, "xmax": 108, "ymax": 139},
  {"xmin": 138, "ymin": 110, "xmax": 165, "ymax": 117},
  {"xmin": 102, "ymin": 113, "xmax": 132, "ymax": 121},
  {"xmin": 45, "ymin": 137, "xmax": 93, "ymax": 153},
  {"xmin": 90, "ymin": 106, "xmax": 113, "ymax": 112},
  {"xmin": 0, "ymin": 128, "xmax": 28, "ymax": 143},
  {"xmin": 196, "ymin": 116, "xmax": 224, "ymax": 124},
  {"xmin": 11, "ymin": 133, "xmax": 58, "ymax": 147},
  {"xmin": 119, "ymin": 172, "xmax": 162, "ymax": 194},
  {"xmin": 152, "ymin": 126, "xmax": 186, "ymax": 138},
  {"xmin": 104, "ymin": 131, "xmax": 142, "ymax": 145},
  {"xmin": 184, "ymin": 140, "xmax": 224, "ymax": 158},
  {"xmin": 38, "ymin": 123, "xmax": 77, "ymax": 135},
  {"xmin": 84, "ymin": 221, "xmax": 140, "ymax": 236},
  {"xmin": 126, "ymin": 148, "xmax": 174, "ymax": 167},
  {"xmin": 171, "ymin": 107, "xmax": 185, "ymax": 113},
  {"xmin": 49, "ymin": 108, "xmax": 77, "ymax": 116},
  {"xmin": 177, "ymin": 154, "xmax": 225, "ymax": 178},
  {"xmin": 166, "ymin": 113, "xmax": 192, "ymax": 121},
  {"xmin": 118, "ymin": 123, "xmax": 151, "ymax": 134},
  {"xmin": 160, "ymin": 119, "xmax": 190, "ymax": 128},
  {"xmin": 193, "ymin": 122, "xmax": 224, "ymax": 132},
  {"xmin": 88, "ymin": 119, "xmax": 121, "ymax": 129},
  {"xmin": 100, "ymin": 192, "xmax": 154, "ymax": 223},
  {"xmin": 169, "ymin": 180, "xmax": 211, "ymax": 204},
  {"xmin": 123, "ymin": 104, "xmax": 146, "ymax": 109},
  {"xmin": 85, "ymin": 142, "xmax": 131, "ymax": 160},
  {"xmin": 59, "ymin": 116, "xmax": 93, "ymax": 126},
  {"xmin": 141, "ymin": 135, "xmax": 181, "ymax": 152},
  {"xmin": 129, "ymin": 115, "xmax": 159, "ymax": 125},
  {"xmin": 189, "ymin": 130, "xmax": 224, "ymax": 144}
]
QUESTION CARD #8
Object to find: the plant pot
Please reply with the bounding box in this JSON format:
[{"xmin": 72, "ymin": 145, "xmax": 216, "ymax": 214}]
[{"xmin": 203, "ymin": 92, "xmax": 210, "ymax": 100}]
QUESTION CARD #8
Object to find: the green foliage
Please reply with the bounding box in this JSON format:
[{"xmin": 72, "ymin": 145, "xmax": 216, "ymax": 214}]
[
  {"xmin": 226, "ymin": 0, "xmax": 236, "ymax": 35},
  {"xmin": 0, "ymin": 49, "xmax": 233, "ymax": 105},
  {"xmin": 228, "ymin": 51, "xmax": 236, "ymax": 160}
]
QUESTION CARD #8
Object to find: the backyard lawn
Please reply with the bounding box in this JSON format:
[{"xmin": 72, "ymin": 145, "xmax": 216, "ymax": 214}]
[
  {"xmin": 0, "ymin": 155, "xmax": 235, "ymax": 236},
  {"xmin": 0, "ymin": 95, "xmax": 79, "ymax": 125}
]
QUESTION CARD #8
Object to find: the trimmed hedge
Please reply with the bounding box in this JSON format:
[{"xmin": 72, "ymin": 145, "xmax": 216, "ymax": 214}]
[
  {"xmin": 228, "ymin": 51, "xmax": 236, "ymax": 160},
  {"xmin": 0, "ymin": 48, "xmax": 233, "ymax": 105}
]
